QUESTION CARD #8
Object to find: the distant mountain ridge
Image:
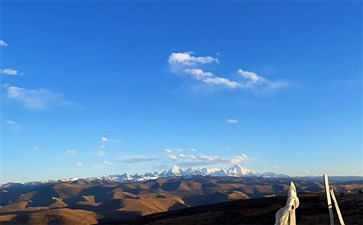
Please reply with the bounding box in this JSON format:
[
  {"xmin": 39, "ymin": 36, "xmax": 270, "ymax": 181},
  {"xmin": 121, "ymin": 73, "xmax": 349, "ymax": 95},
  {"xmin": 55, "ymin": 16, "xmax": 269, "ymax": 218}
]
[{"xmin": 3, "ymin": 164, "xmax": 288, "ymax": 187}]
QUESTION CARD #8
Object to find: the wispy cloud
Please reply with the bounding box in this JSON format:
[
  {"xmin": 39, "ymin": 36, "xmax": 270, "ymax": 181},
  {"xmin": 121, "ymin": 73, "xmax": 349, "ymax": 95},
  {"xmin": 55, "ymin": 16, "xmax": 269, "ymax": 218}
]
[
  {"xmin": 102, "ymin": 160, "xmax": 112, "ymax": 165},
  {"xmin": 1, "ymin": 68, "xmax": 20, "ymax": 76},
  {"xmin": 120, "ymin": 156, "xmax": 159, "ymax": 163},
  {"xmin": 179, "ymin": 153, "xmax": 197, "ymax": 160},
  {"xmin": 0, "ymin": 40, "xmax": 8, "ymax": 46},
  {"xmin": 93, "ymin": 160, "xmax": 112, "ymax": 168},
  {"xmin": 238, "ymin": 69, "xmax": 265, "ymax": 84},
  {"xmin": 182, "ymin": 62, "xmax": 239, "ymax": 88},
  {"xmin": 75, "ymin": 162, "xmax": 83, "ymax": 167},
  {"xmin": 97, "ymin": 150, "xmax": 105, "ymax": 156},
  {"xmin": 99, "ymin": 137, "xmax": 120, "ymax": 144},
  {"xmin": 164, "ymin": 148, "xmax": 172, "ymax": 153},
  {"xmin": 6, "ymin": 86, "xmax": 70, "ymax": 110},
  {"xmin": 169, "ymin": 152, "xmax": 250, "ymax": 167},
  {"xmin": 230, "ymin": 154, "xmax": 249, "ymax": 164},
  {"xmin": 32, "ymin": 146, "xmax": 40, "ymax": 152},
  {"xmin": 169, "ymin": 155, "xmax": 177, "ymax": 161},
  {"xmin": 184, "ymin": 67, "xmax": 240, "ymax": 89},
  {"xmin": 5, "ymin": 120, "xmax": 16, "ymax": 125},
  {"xmin": 66, "ymin": 150, "xmax": 76, "ymax": 155},
  {"xmin": 202, "ymin": 77, "xmax": 240, "ymax": 88},
  {"xmin": 238, "ymin": 69, "xmax": 290, "ymax": 90},
  {"xmin": 100, "ymin": 137, "xmax": 108, "ymax": 142},
  {"xmin": 164, "ymin": 148, "xmax": 183, "ymax": 153},
  {"xmin": 117, "ymin": 151, "xmax": 251, "ymax": 168},
  {"xmin": 226, "ymin": 119, "xmax": 238, "ymax": 124},
  {"xmin": 184, "ymin": 68, "xmax": 213, "ymax": 80},
  {"xmin": 168, "ymin": 52, "xmax": 290, "ymax": 91}
]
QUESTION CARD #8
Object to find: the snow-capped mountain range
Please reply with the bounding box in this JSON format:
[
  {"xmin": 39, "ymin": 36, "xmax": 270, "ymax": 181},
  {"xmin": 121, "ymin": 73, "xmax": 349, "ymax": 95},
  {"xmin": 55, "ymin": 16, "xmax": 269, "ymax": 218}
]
[{"xmin": 2, "ymin": 164, "xmax": 288, "ymax": 187}]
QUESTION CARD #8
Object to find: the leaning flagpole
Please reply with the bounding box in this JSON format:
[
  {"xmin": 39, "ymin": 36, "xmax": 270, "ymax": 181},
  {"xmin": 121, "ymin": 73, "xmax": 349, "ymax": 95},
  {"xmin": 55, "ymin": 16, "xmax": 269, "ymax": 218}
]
[
  {"xmin": 324, "ymin": 174, "xmax": 334, "ymax": 225},
  {"xmin": 330, "ymin": 189, "xmax": 345, "ymax": 225}
]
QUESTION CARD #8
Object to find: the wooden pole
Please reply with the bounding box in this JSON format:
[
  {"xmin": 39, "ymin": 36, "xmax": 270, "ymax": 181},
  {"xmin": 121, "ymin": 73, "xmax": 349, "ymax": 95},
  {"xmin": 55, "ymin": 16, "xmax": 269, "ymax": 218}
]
[
  {"xmin": 324, "ymin": 174, "xmax": 334, "ymax": 225},
  {"xmin": 330, "ymin": 189, "xmax": 345, "ymax": 225}
]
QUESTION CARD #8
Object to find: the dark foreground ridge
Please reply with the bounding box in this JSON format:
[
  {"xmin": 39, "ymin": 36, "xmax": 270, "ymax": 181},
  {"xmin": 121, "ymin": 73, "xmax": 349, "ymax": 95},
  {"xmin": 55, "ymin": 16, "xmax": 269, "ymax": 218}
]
[{"xmin": 103, "ymin": 193, "xmax": 363, "ymax": 225}]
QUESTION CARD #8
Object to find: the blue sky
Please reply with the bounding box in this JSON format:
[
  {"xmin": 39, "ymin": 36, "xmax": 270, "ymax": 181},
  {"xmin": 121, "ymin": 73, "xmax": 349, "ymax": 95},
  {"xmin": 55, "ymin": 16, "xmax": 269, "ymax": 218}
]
[{"xmin": 1, "ymin": 1, "xmax": 362, "ymax": 183}]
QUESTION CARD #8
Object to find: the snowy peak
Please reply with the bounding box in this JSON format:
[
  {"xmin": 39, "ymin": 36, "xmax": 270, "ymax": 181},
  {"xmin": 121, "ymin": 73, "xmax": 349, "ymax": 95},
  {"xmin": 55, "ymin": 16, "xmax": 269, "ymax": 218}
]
[
  {"xmin": 228, "ymin": 164, "xmax": 243, "ymax": 171},
  {"xmin": 166, "ymin": 166, "xmax": 182, "ymax": 177},
  {"xmin": 260, "ymin": 171, "xmax": 289, "ymax": 178},
  {"xmin": 182, "ymin": 167, "xmax": 195, "ymax": 176},
  {"xmin": 227, "ymin": 164, "xmax": 258, "ymax": 176},
  {"xmin": 211, "ymin": 168, "xmax": 228, "ymax": 176},
  {"xmin": 181, "ymin": 165, "xmax": 252, "ymax": 177}
]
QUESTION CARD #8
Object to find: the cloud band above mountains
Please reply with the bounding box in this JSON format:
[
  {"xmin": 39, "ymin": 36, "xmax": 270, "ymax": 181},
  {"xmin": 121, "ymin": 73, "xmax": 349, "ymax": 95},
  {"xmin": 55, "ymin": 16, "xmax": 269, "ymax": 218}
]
[{"xmin": 165, "ymin": 151, "xmax": 250, "ymax": 168}]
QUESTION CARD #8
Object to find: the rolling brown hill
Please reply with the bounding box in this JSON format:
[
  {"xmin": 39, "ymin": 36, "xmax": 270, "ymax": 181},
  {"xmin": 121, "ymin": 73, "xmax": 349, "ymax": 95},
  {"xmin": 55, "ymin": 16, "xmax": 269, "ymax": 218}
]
[{"xmin": 1, "ymin": 176, "xmax": 362, "ymax": 225}]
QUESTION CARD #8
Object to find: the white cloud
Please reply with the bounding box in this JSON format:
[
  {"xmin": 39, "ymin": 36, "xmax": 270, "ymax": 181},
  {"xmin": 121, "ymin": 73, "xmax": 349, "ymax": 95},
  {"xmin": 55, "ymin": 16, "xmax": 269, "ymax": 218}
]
[
  {"xmin": 5, "ymin": 120, "xmax": 16, "ymax": 125},
  {"xmin": 238, "ymin": 69, "xmax": 290, "ymax": 90},
  {"xmin": 100, "ymin": 137, "xmax": 108, "ymax": 142},
  {"xmin": 203, "ymin": 77, "xmax": 240, "ymax": 88},
  {"xmin": 1, "ymin": 68, "xmax": 20, "ymax": 76},
  {"xmin": 184, "ymin": 68, "xmax": 240, "ymax": 89},
  {"xmin": 190, "ymin": 155, "xmax": 198, "ymax": 160},
  {"xmin": 164, "ymin": 148, "xmax": 172, "ymax": 153},
  {"xmin": 264, "ymin": 80, "xmax": 290, "ymax": 90},
  {"xmin": 198, "ymin": 154, "xmax": 229, "ymax": 163},
  {"xmin": 179, "ymin": 153, "xmax": 197, "ymax": 160},
  {"xmin": 164, "ymin": 148, "xmax": 185, "ymax": 154},
  {"xmin": 97, "ymin": 150, "xmax": 105, "ymax": 156},
  {"xmin": 230, "ymin": 154, "xmax": 249, "ymax": 164},
  {"xmin": 93, "ymin": 160, "xmax": 113, "ymax": 168},
  {"xmin": 168, "ymin": 52, "xmax": 219, "ymax": 66},
  {"xmin": 184, "ymin": 68, "xmax": 213, "ymax": 80},
  {"xmin": 168, "ymin": 52, "xmax": 289, "ymax": 91},
  {"xmin": 226, "ymin": 119, "xmax": 238, "ymax": 124},
  {"xmin": 102, "ymin": 160, "xmax": 112, "ymax": 165},
  {"xmin": 190, "ymin": 148, "xmax": 197, "ymax": 152},
  {"xmin": 0, "ymin": 40, "xmax": 8, "ymax": 46},
  {"xmin": 6, "ymin": 86, "xmax": 70, "ymax": 110},
  {"xmin": 238, "ymin": 69, "xmax": 265, "ymax": 83},
  {"xmin": 66, "ymin": 150, "xmax": 76, "ymax": 155},
  {"xmin": 169, "ymin": 155, "xmax": 177, "ymax": 161},
  {"xmin": 32, "ymin": 146, "xmax": 40, "ymax": 152},
  {"xmin": 75, "ymin": 162, "xmax": 83, "ymax": 167}
]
